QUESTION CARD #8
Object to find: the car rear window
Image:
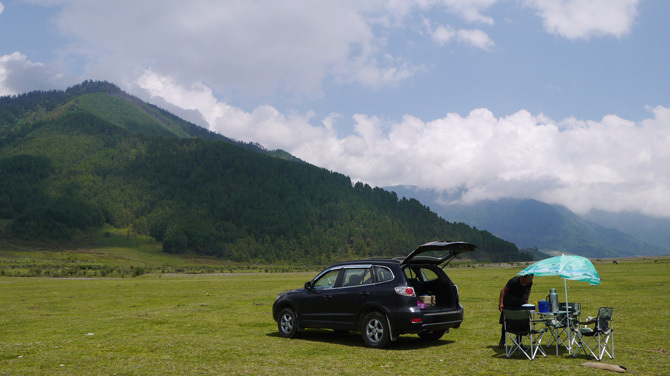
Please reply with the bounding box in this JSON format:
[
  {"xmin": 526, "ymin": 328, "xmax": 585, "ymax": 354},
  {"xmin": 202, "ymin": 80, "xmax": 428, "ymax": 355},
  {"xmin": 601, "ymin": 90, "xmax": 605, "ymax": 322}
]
[{"xmin": 374, "ymin": 266, "xmax": 394, "ymax": 282}]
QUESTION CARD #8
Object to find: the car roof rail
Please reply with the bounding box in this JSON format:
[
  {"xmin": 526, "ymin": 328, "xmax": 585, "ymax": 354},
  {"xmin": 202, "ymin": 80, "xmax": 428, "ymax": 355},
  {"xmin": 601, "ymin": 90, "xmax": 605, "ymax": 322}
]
[{"xmin": 364, "ymin": 256, "xmax": 402, "ymax": 263}]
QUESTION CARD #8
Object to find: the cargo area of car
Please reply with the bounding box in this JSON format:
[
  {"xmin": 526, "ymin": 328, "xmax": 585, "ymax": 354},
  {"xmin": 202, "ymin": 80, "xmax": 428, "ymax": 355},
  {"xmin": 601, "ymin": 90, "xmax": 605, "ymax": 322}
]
[{"xmin": 406, "ymin": 276, "xmax": 458, "ymax": 310}]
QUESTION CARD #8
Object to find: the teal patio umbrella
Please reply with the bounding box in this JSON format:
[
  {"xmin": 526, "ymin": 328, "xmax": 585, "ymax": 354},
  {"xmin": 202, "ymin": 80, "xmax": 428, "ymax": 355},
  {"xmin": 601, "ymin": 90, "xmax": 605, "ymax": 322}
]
[
  {"xmin": 518, "ymin": 255, "xmax": 601, "ymax": 353},
  {"xmin": 519, "ymin": 254, "xmax": 601, "ymax": 285},
  {"xmin": 518, "ymin": 254, "xmax": 601, "ymax": 306}
]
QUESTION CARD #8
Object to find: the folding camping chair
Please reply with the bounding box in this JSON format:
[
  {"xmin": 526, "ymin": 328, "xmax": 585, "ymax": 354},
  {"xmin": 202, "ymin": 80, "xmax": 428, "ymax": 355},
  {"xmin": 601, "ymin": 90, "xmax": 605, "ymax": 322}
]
[
  {"xmin": 572, "ymin": 307, "xmax": 614, "ymax": 361},
  {"xmin": 565, "ymin": 302, "xmax": 582, "ymax": 351},
  {"xmin": 545, "ymin": 302, "xmax": 581, "ymax": 355},
  {"xmin": 502, "ymin": 309, "xmax": 547, "ymax": 360}
]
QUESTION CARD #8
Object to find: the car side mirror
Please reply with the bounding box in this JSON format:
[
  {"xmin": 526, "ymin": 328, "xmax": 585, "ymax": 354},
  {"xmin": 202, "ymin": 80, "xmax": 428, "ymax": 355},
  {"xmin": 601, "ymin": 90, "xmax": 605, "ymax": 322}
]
[{"xmin": 304, "ymin": 281, "xmax": 313, "ymax": 290}]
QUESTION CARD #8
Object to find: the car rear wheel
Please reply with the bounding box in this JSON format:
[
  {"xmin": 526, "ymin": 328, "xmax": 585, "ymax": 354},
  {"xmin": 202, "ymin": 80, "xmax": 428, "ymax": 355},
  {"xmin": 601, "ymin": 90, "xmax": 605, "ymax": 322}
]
[
  {"xmin": 277, "ymin": 308, "xmax": 299, "ymax": 338},
  {"xmin": 361, "ymin": 312, "xmax": 391, "ymax": 348},
  {"xmin": 418, "ymin": 329, "xmax": 445, "ymax": 341}
]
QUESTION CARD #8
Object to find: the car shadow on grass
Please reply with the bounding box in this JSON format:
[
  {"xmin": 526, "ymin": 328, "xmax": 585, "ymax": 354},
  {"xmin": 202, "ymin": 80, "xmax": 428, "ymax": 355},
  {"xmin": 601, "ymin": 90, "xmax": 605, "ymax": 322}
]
[{"xmin": 267, "ymin": 329, "xmax": 455, "ymax": 349}]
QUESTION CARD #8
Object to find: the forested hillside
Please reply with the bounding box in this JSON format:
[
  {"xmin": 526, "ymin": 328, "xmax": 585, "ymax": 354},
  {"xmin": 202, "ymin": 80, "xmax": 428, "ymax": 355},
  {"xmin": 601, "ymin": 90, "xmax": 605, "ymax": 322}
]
[{"xmin": 0, "ymin": 82, "xmax": 529, "ymax": 263}]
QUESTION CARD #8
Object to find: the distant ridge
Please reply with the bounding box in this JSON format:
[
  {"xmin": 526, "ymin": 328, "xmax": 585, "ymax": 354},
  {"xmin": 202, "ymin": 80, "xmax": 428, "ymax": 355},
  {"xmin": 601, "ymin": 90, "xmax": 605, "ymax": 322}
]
[{"xmin": 386, "ymin": 186, "xmax": 669, "ymax": 258}]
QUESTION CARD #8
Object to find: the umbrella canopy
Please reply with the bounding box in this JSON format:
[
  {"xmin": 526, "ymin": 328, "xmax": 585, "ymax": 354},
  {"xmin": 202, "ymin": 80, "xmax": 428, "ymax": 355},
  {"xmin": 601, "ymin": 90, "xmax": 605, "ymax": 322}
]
[
  {"xmin": 518, "ymin": 255, "xmax": 601, "ymax": 286},
  {"xmin": 517, "ymin": 254, "xmax": 600, "ymax": 355}
]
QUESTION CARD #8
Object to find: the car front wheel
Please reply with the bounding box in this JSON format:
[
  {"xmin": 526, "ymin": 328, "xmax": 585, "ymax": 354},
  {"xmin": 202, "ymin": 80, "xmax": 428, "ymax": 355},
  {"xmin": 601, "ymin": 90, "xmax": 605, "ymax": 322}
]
[
  {"xmin": 277, "ymin": 307, "xmax": 299, "ymax": 338},
  {"xmin": 361, "ymin": 312, "xmax": 391, "ymax": 348}
]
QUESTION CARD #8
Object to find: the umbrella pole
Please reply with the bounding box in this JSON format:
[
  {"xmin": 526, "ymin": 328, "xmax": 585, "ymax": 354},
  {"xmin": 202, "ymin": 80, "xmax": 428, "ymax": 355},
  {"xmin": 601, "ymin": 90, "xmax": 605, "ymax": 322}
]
[{"xmin": 564, "ymin": 278, "xmax": 572, "ymax": 354}]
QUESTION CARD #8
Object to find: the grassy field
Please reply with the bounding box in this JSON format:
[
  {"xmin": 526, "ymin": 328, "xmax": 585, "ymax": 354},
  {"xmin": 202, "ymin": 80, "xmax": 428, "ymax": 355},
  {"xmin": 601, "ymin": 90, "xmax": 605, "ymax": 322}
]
[{"xmin": 1, "ymin": 256, "xmax": 669, "ymax": 375}]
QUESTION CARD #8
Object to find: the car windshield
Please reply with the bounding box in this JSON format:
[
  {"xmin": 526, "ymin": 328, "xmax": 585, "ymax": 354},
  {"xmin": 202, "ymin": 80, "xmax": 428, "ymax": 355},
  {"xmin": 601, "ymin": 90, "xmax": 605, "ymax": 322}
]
[{"xmin": 313, "ymin": 269, "xmax": 339, "ymax": 290}]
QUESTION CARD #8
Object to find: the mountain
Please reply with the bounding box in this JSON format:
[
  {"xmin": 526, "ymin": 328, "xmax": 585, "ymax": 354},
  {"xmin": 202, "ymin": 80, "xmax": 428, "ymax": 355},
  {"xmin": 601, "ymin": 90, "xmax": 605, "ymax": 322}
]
[
  {"xmin": 0, "ymin": 80, "xmax": 303, "ymax": 160},
  {"xmin": 585, "ymin": 210, "xmax": 670, "ymax": 250},
  {"xmin": 386, "ymin": 186, "xmax": 670, "ymax": 258},
  {"xmin": 0, "ymin": 81, "xmax": 529, "ymax": 263}
]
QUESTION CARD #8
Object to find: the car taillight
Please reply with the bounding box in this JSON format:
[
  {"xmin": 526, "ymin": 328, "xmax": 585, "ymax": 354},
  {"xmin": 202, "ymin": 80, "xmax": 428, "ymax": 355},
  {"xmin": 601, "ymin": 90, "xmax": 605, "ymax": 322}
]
[
  {"xmin": 395, "ymin": 286, "xmax": 416, "ymax": 297},
  {"xmin": 411, "ymin": 318, "xmax": 423, "ymax": 324}
]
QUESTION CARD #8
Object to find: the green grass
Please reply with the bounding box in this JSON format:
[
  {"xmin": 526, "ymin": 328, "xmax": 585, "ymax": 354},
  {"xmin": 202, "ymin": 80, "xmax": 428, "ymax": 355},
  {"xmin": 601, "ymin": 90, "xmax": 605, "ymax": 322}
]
[{"xmin": 0, "ymin": 257, "xmax": 668, "ymax": 375}]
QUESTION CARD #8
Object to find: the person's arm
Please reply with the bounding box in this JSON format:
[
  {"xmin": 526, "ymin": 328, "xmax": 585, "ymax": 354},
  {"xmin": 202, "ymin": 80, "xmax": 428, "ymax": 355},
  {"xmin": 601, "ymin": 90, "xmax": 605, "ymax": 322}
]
[{"xmin": 499, "ymin": 286, "xmax": 508, "ymax": 311}]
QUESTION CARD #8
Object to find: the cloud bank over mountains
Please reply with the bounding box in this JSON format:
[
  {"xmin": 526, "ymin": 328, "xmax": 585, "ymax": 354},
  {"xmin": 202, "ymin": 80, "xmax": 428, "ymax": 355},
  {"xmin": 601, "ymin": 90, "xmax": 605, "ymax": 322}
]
[
  {"xmin": 138, "ymin": 71, "xmax": 670, "ymax": 218},
  {"xmin": 1, "ymin": 0, "xmax": 668, "ymax": 218}
]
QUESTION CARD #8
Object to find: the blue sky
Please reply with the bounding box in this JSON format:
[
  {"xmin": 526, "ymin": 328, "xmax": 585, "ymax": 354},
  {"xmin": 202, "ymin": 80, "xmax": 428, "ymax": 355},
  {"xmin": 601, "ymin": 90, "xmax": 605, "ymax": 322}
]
[{"xmin": 1, "ymin": 0, "xmax": 669, "ymax": 218}]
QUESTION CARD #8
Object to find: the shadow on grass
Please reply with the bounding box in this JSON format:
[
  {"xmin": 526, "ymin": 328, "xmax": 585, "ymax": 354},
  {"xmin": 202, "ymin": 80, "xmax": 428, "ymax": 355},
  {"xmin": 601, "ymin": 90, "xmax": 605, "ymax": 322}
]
[
  {"xmin": 267, "ymin": 329, "xmax": 455, "ymax": 349},
  {"xmin": 487, "ymin": 345, "xmax": 513, "ymax": 359},
  {"xmin": 487, "ymin": 344, "xmax": 545, "ymax": 361},
  {"xmin": 487, "ymin": 344, "xmax": 577, "ymax": 361}
]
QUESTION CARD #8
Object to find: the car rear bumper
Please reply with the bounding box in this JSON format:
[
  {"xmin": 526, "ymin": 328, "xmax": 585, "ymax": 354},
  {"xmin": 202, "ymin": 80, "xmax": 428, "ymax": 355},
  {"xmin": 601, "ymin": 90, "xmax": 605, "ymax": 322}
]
[{"xmin": 390, "ymin": 306, "xmax": 464, "ymax": 334}]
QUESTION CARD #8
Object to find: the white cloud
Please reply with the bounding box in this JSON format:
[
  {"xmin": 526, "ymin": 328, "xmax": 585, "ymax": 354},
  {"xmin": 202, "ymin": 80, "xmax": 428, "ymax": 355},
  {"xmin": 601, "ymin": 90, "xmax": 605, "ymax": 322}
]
[
  {"xmin": 140, "ymin": 76, "xmax": 670, "ymax": 218},
  {"xmin": 326, "ymin": 108, "xmax": 670, "ymax": 218},
  {"xmin": 455, "ymin": 29, "xmax": 494, "ymax": 50},
  {"xmin": 437, "ymin": 0, "xmax": 497, "ymax": 25},
  {"xmin": 526, "ymin": 0, "xmax": 641, "ymax": 39},
  {"xmin": 19, "ymin": 0, "xmax": 641, "ymax": 103},
  {"xmin": 137, "ymin": 71, "xmax": 334, "ymax": 151},
  {"xmin": 0, "ymin": 3, "xmax": 5, "ymax": 15},
  {"xmin": 33, "ymin": 0, "xmax": 429, "ymax": 98},
  {"xmin": 23, "ymin": 0, "xmax": 506, "ymax": 98},
  {"xmin": 0, "ymin": 52, "xmax": 73, "ymax": 96},
  {"xmin": 137, "ymin": 71, "xmax": 224, "ymax": 127},
  {"xmin": 426, "ymin": 21, "xmax": 494, "ymax": 50},
  {"xmin": 429, "ymin": 23, "xmax": 456, "ymax": 45}
]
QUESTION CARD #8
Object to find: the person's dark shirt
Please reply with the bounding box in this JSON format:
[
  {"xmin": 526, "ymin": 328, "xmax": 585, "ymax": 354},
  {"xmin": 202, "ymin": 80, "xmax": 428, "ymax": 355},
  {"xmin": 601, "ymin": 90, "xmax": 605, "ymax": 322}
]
[{"xmin": 503, "ymin": 276, "xmax": 532, "ymax": 309}]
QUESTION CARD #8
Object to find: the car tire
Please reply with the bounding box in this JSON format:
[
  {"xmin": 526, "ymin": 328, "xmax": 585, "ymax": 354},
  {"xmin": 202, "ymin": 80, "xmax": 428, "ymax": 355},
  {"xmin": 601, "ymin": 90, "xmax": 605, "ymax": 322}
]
[
  {"xmin": 361, "ymin": 312, "xmax": 391, "ymax": 348},
  {"xmin": 277, "ymin": 307, "xmax": 299, "ymax": 338},
  {"xmin": 417, "ymin": 329, "xmax": 445, "ymax": 341}
]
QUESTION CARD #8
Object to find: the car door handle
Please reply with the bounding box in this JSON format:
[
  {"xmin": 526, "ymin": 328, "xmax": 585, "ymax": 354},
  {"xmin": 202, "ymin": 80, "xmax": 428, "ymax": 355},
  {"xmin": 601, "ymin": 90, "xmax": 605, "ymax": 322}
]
[
  {"xmin": 323, "ymin": 295, "xmax": 333, "ymax": 300},
  {"xmin": 360, "ymin": 291, "xmax": 370, "ymax": 297}
]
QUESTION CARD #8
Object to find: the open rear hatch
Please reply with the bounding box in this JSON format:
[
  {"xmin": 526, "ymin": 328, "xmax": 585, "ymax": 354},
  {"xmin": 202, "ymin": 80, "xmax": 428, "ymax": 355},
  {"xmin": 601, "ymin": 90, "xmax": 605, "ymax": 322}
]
[{"xmin": 401, "ymin": 241, "xmax": 477, "ymax": 268}]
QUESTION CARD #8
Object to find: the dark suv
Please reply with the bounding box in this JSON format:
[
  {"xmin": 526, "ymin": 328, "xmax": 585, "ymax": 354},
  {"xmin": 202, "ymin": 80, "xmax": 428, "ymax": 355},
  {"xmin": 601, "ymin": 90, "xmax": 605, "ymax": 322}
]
[{"xmin": 272, "ymin": 241, "xmax": 476, "ymax": 348}]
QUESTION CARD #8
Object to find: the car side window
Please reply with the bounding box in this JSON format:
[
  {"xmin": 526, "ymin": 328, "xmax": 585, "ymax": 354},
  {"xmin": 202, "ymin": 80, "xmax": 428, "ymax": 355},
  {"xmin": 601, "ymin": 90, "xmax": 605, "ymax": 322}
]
[
  {"xmin": 343, "ymin": 268, "xmax": 372, "ymax": 287},
  {"xmin": 374, "ymin": 266, "xmax": 394, "ymax": 282},
  {"xmin": 420, "ymin": 267, "xmax": 439, "ymax": 282},
  {"xmin": 313, "ymin": 269, "xmax": 340, "ymax": 290}
]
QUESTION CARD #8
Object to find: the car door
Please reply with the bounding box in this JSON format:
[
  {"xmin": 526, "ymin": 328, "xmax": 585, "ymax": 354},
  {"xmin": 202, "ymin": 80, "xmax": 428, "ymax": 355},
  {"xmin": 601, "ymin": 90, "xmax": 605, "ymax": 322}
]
[
  {"xmin": 298, "ymin": 268, "xmax": 341, "ymax": 327},
  {"xmin": 330, "ymin": 267, "xmax": 373, "ymax": 329}
]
